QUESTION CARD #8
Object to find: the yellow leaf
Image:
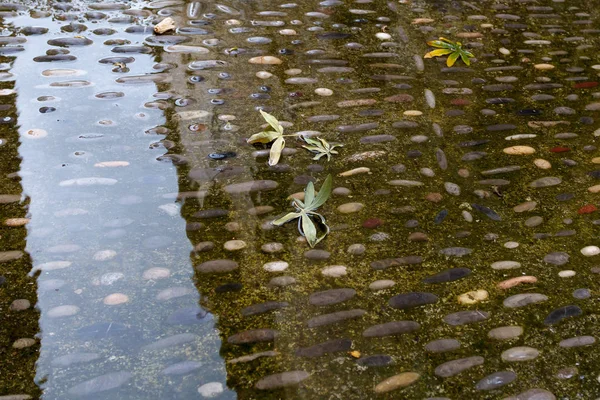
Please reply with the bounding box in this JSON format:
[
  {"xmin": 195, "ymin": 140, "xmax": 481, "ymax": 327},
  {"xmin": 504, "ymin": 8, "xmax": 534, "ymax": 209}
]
[
  {"xmin": 447, "ymin": 52, "xmax": 460, "ymax": 67},
  {"xmin": 424, "ymin": 49, "xmax": 453, "ymax": 59},
  {"xmin": 349, "ymin": 351, "xmax": 361, "ymax": 358}
]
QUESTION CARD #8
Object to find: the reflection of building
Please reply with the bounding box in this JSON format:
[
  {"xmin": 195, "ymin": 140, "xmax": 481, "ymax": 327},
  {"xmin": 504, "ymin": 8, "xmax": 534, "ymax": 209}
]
[{"xmin": 0, "ymin": 34, "xmax": 41, "ymax": 398}]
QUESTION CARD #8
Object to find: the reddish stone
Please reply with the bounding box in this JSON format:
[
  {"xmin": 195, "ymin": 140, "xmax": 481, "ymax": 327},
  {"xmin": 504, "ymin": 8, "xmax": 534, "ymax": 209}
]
[
  {"xmin": 362, "ymin": 218, "xmax": 383, "ymax": 229},
  {"xmin": 451, "ymin": 99, "xmax": 471, "ymax": 106},
  {"xmin": 578, "ymin": 204, "xmax": 598, "ymax": 214},
  {"xmin": 425, "ymin": 192, "xmax": 443, "ymax": 203},
  {"xmin": 574, "ymin": 82, "xmax": 599, "ymax": 89},
  {"xmin": 550, "ymin": 146, "xmax": 569, "ymax": 153}
]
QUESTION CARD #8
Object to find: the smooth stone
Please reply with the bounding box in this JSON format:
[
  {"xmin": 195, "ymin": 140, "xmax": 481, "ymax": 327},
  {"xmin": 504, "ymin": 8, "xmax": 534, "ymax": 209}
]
[
  {"xmin": 559, "ymin": 336, "xmax": 596, "ymax": 348},
  {"xmin": 356, "ymin": 355, "xmax": 394, "ymax": 367},
  {"xmin": 514, "ymin": 201, "xmax": 537, "ymax": 212},
  {"xmin": 444, "ymin": 311, "xmax": 489, "ymax": 326},
  {"xmin": 370, "ymin": 256, "xmax": 422, "ymax": 270},
  {"xmin": 347, "ymin": 244, "xmax": 365, "ymax": 255},
  {"xmin": 425, "ymin": 339, "xmax": 460, "ymax": 353},
  {"xmin": 295, "ymin": 338, "xmax": 351, "ymax": 357},
  {"xmin": 321, "ymin": 265, "xmax": 347, "ymax": 277},
  {"xmin": 223, "ymin": 180, "xmax": 278, "ymax": 194},
  {"xmin": 51, "ymin": 353, "xmax": 101, "ymax": 367},
  {"xmin": 255, "ymin": 371, "xmax": 310, "ymax": 390},
  {"xmin": 67, "ymin": 372, "xmax": 132, "ymax": 396},
  {"xmin": 248, "ymin": 56, "xmax": 282, "ymax": 64},
  {"xmin": 263, "ymin": 261, "xmax": 288, "ymax": 272},
  {"xmin": 488, "ymin": 326, "xmax": 523, "ymax": 340},
  {"xmin": 525, "ymin": 216, "xmax": 543, "ymax": 227},
  {"xmin": 48, "ymin": 305, "xmax": 79, "ymax": 318},
  {"xmin": 507, "ymin": 388, "xmax": 556, "ymax": 400},
  {"xmin": 162, "ymin": 361, "xmax": 203, "ymax": 376},
  {"xmin": 543, "ymin": 252, "xmax": 569, "ymax": 265},
  {"xmin": 497, "ymin": 276, "xmax": 537, "ymax": 289},
  {"xmin": 103, "ymin": 293, "xmax": 129, "ymax": 305},
  {"xmin": 476, "ymin": 371, "xmax": 517, "ymax": 391},
  {"xmin": 544, "ymin": 305, "xmax": 582, "ymax": 325},
  {"xmin": 374, "ymin": 372, "xmax": 420, "ymax": 393},
  {"xmin": 307, "ymin": 309, "xmax": 365, "ymax": 328},
  {"xmin": 268, "ymin": 276, "xmax": 296, "ymax": 287},
  {"xmin": 304, "ymin": 249, "xmax": 330, "ymax": 260},
  {"xmin": 434, "ymin": 356, "xmax": 484, "ymax": 377},
  {"xmin": 13, "ymin": 338, "xmax": 36, "ymax": 349},
  {"xmin": 439, "ymin": 247, "xmax": 472, "ymax": 257},
  {"xmin": 503, "ymin": 293, "xmax": 548, "ymax": 308},
  {"xmin": 573, "ymin": 288, "xmax": 591, "ymax": 299},
  {"xmin": 501, "ymin": 346, "xmax": 539, "ymax": 361},
  {"xmin": 423, "ymin": 268, "xmax": 471, "ymax": 283},
  {"xmin": 228, "ymin": 329, "xmax": 278, "ymax": 344},
  {"xmin": 309, "ymin": 288, "xmax": 356, "ymax": 306},
  {"xmin": 369, "ymin": 280, "xmax": 395, "ymax": 291},
  {"xmin": 337, "ymin": 202, "xmax": 364, "ymax": 213},
  {"xmin": 143, "ymin": 267, "xmax": 170, "ymax": 279},
  {"xmin": 241, "ymin": 302, "xmax": 289, "ymax": 317},
  {"xmin": 223, "ymin": 240, "xmax": 246, "ymax": 251},
  {"xmin": 363, "ymin": 321, "xmax": 420, "ymax": 337},
  {"xmin": 503, "ymin": 146, "xmax": 535, "ymax": 155},
  {"xmin": 198, "ymin": 382, "xmax": 223, "ymax": 398},
  {"xmin": 556, "ymin": 367, "xmax": 578, "ymax": 380},
  {"xmin": 388, "ymin": 292, "xmax": 438, "ymax": 309},
  {"xmin": 581, "ymin": 246, "xmax": 600, "ymax": 256},
  {"xmin": 458, "ymin": 290, "xmax": 489, "ymax": 304},
  {"xmin": 530, "ymin": 177, "xmax": 561, "ymax": 188},
  {"xmin": 227, "ymin": 351, "xmax": 278, "ymax": 364},
  {"xmin": 9, "ymin": 299, "xmax": 30, "ymax": 311},
  {"xmin": 197, "ymin": 259, "xmax": 238, "ymax": 273}
]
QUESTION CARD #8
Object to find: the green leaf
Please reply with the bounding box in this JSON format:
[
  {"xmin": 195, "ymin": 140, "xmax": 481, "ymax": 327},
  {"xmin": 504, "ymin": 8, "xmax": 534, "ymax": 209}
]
[
  {"xmin": 247, "ymin": 131, "xmax": 280, "ymax": 144},
  {"xmin": 268, "ymin": 136, "xmax": 285, "ymax": 166},
  {"xmin": 302, "ymin": 136, "xmax": 321, "ymax": 146},
  {"xmin": 313, "ymin": 153, "xmax": 326, "ymax": 161},
  {"xmin": 304, "ymin": 181, "xmax": 315, "ymax": 208},
  {"xmin": 272, "ymin": 212, "xmax": 300, "ymax": 226},
  {"xmin": 260, "ymin": 109, "xmax": 283, "ymax": 134},
  {"xmin": 301, "ymin": 213, "xmax": 318, "ymax": 247},
  {"xmin": 447, "ymin": 52, "xmax": 460, "ymax": 67},
  {"xmin": 310, "ymin": 174, "xmax": 332, "ymax": 210},
  {"xmin": 302, "ymin": 145, "xmax": 322, "ymax": 152},
  {"xmin": 460, "ymin": 52, "xmax": 471, "ymax": 66},
  {"xmin": 427, "ymin": 40, "xmax": 453, "ymax": 49}
]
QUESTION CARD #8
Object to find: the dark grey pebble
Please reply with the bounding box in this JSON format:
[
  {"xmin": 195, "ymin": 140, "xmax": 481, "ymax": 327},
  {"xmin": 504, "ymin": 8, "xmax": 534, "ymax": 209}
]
[
  {"xmin": 370, "ymin": 256, "xmax": 422, "ymax": 270},
  {"xmin": 425, "ymin": 338, "xmax": 460, "ymax": 353},
  {"xmin": 255, "ymin": 371, "xmax": 310, "ymax": 390},
  {"xmin": 423, "ymin": 268, "xmax": 471, "ymax": 284},
  {"xmin": 356, "ymin": 354, "xmax": 394, "ymax": 367},
  {"xmin": 444, "ymin": 311, "xmax": 490, "ymax": 326},
  {"xmin": 227, "ymin": 329, "xmax": 279, "ymax": 344},
  {"xmin": 197, "ymin": 259, "xmax": 238, "ymax": 273},
  {"xmin": 439, "ymin": 247, "xmax": 472, "ymax": 257},
  {"xmin": 362, "ymin": 320, "xmax": 420, "ymax": 337},
  {"xmin": 544, "ymin": 305, "xmax": 582, "ymax": 325},
  {"xmin": 434, "ymin": 356, "xmax": 484, "ymax": 377},
  {"xmin": 295, "ymin": 338, "xmax": 352, "ymax": 357},
  {"xmin": 241, "ymin": 301, "xmax": 289, "ymax": 316},
  {"xmin": 388, "ymin": 292, "xmax": 438, "ymax": 309},
  {"xmin": 475, "ymin": 370, "xmax": 517, "ymax": 390},
  {"xmin": 304, "ymin": 249, "xmax": 330, "ymax": 260},
  {"xmin": 307, "ymin": 309, "xmax": 366, "ymax": 328},
  {"xmin": 471, "ymin": 204, "xmax": 502, "ymax": 220},
  {"xmin": 309, "ymin": 288, "xmax": 356, "ymax": 306},
  {"xmin": 543, "ymin": 252, "xmax": 569, "ymax": 265}
]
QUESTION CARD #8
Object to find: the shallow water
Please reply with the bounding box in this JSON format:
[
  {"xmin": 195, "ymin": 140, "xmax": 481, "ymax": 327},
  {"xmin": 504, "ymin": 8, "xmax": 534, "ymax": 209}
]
[{"xmin": 1, "ymin": 0, "xmax": 600, "ymax": 399}]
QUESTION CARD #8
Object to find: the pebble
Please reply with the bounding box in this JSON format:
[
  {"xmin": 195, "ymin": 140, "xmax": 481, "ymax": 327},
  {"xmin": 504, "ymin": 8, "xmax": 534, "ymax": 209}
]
[
  {"xmin": 103, "ymin": 293, "xmax": 129, "ymax": 305},
  {"xmin": 457, "ymin": 290, "xmax": 488, "ymax": 304},
  {"xmin": 434, "ymin": 356, "xmax": 484, "ymax": 377},
  {"xmin": 374, "ymin": 372, "xmax": 419, "ymax": 393},
  {"xmin": 501, "ymin": 346, "xmax": 539, "ymax": 361},
  {"xmin": 198, "ymin": 382, "xmax": 224, "ymax": 398},
  {"xmin": 224, "ymin": 240, "xmax": 247, "ymax": 251},
  {"xmin": 369, "ymin": 280, "xmax": 395, "ymax": 291}
]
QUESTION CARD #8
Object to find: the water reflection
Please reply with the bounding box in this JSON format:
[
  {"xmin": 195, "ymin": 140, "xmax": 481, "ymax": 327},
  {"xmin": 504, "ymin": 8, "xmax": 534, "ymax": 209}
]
[{"xmin": 2, "ymin": 1, "xmax": 231, "ymax": 398}]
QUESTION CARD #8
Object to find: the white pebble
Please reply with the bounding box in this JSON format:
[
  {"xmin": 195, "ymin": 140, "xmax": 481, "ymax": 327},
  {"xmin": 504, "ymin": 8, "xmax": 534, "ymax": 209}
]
[
  {"xmin": 256, "ymin": 71, "xmax": 272, "ymax": 79},
  {"xmin": 375, "ymin": 32, "xmax": 391, "ymax": 40},
  {"xmin": 263, "ymin": 261, "xmax": 289, "ymax": 272},
  {"xmin": 198, "ymin": 382, "xmax": 224, "ymax": 398},
  {"xmin": 558, "ymin": 270, "xmax": 576, "ymax": 278},
  {"xmin": 504, "ymin": 241, "xmax": 519, "ymax": 249},
  {"xmin": 314, "ymin": 87, "xmax": 333, "ymax": 96},
  {"xmin": 581, "ymin": 246, "xmax": 600, "ymax": 256}
]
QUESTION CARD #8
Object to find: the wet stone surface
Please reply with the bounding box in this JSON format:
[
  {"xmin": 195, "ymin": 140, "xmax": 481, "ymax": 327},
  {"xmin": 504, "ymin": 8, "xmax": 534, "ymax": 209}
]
[{"xmin": 1, "ymin": 0, "xmax": 600, "ymax": 399}]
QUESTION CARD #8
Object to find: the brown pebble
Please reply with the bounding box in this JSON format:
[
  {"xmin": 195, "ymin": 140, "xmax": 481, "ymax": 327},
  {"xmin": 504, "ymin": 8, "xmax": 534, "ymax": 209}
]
[
  {"xmin": 497, "ymin": 276, "xmax": 538, "ymax": 289},
  {"xmin": 425, "ymin": 192, "xmax": 443, "ymax": 202},
  {"xmin": 408, "ymin": 232, "xmax": 429, "ymax": 241}
]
